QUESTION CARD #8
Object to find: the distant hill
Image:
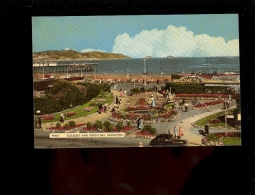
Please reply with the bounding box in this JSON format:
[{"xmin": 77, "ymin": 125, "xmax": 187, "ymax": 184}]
[{"xmin": 33, "ymin": 50, "xmax": 131, "ymax": 60}]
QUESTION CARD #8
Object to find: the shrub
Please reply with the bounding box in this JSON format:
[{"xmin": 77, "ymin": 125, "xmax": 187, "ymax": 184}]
[
  {"xmin": 116, "ymin": 122, "xmax": 124, "ymax": 131},
  {"xmin": 94, "ymin": 120, "xmax": 102, "ymax": 129},
  {"xmin": 107, "ymin": 125, "xmax": 114, "ymax": 132},
  {"xmin": 56, "ymin": 122, "xmax": 61, "ymax": 128},
  {"xmin": 140, "ymin": 86, "xmax": 146, "ymax": 92},
  {"xmin": 87, "ymin": 122, "xmax": 92, "ymax": 130},
  {"xmin": 142, "ymin": 124, "xmax": 156, "ymax": 134},
  {"xmin": 103, "ymin": 121, "xmax": 111, "ymax": 129},
  {"xmin": 68, "ymin": 120, "xmax": 76, "ymax": 127},
  {"xmin": 64, "ymin": 123, "xmax": 69, "ymax": 129},
  {"xmin": 127, "ymin": 121, "xmax": 131, "ymax": 127},
  {"xmin": 130, "ymin": 87, "xmax": 140, "ymax": 95}
]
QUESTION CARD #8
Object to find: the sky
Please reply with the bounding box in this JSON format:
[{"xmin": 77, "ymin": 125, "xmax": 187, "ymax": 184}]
[{"xmin": 32, "ymin": 14, "xmax": 239, "ymax": 58}]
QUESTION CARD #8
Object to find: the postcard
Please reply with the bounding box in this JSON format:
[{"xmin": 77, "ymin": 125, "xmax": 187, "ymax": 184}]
[{"xmin": 33, "ymin": 14, "xmax": 241, "ymax": 148}]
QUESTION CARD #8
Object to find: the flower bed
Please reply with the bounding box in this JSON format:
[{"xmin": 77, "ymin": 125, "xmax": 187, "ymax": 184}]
[
  {"xmin": 208, "ymin": 118, "xmax": 221, "ymax": 123},
  {"xmin": 193, "ymin": 100, "xmax": 224, "ymax": 109},
  {"xmin": 41, "ymin": 115, "xmax": 54, "ymax": 120},
  {"xmin": 64, "ymin": 112, "xmax": 77, "ymax": 117},
  {"xmin": 96, "ymin": 98, "xmax": 106, "ymax": 102},
  {"xmin": 83, "ymin": 107, "xmax": 94, "ymax": 111},
  {"xmin": 132, "ymin": 130, "xmax": 156, "ymax": 139},
  {"xmin": 175, "ymin": 93, "xmax": 238, "ymax": 98},
  {"xmin": 48, "ymin": 123, "xmax": 86, "ymax": 130},
  {"xmin": 109, "ymin": 110, "xmax": 177, "ymax": 124}
]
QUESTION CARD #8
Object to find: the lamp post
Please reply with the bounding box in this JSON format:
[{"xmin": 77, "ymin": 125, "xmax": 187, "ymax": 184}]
[
  {"xmin": 225, "ymin": 107, "xmax": 228, "ymax": 137},
  {"xmin": 127, "ymin": 63, "xmax": 129, "ymax": 80},
  {"xmin": 143, "ymin": 57, "xmax": 147, "ymax": 74},
  {"xmin": 143, "ymin": 57, "xmax": 148, "ymax": 86}
]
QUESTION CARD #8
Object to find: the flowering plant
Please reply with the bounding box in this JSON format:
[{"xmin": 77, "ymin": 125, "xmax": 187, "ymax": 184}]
[
  {"xmin": 41, "ymin": 115, "xmax": 54, "ymax": 120},
  {"xmin": 83, "ymin": 107, "xmax": 94, "ymax": 111},
  {"xmin": 64, "ymin": 112, "xmax": 77, "ymax": 117}
]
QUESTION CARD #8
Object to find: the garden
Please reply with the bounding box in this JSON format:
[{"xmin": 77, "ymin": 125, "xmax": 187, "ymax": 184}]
[{"xmin": 36, "ymin": 89, "xmax": 114, "ymax": 123}]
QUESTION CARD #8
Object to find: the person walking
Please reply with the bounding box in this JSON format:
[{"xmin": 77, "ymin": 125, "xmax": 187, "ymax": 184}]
[
  {"xmin": 98, "ymin": 104, "xmax": 103, "ymax": 114},
  {"xmin": 184, "ymin": 102, "xmax": 189, "ymax": 112},
  {"xmin": 179, "ymin": 127, "xmax": 183, "ymax": 137},
  {"xmin": 150, "ymin": 95, "xmax": 155, "ymax": 108},
  {"xmin": 204, "ymin": 121, "xmax": 210, "ymax": 135},
  {"xmin": 34, "ymin": 117, "xmax": 38, "ymax": 129},
  {"xmin": 103, "ymin": 103, "xmax": 108, "ymax": 113},
  {"xmin": 38, "ymin": 116, "xmax": 42, "ymax": 129},
  {"xmin": 60, "ymin": 113, "xmax": 64, "ymax": 123},
  {"xmin": 173, "ymin": 125, "xmax": 178, "ymax": 138},
  {"xmin": 115, "ymin": 95, "xmax": 119, "ymax": 105},
  {"xmin": 138, "ymin": 118, "xmax": 144, "ymax": 130},
  {"xmin": 123, "ymin": 89, "xmax": 127, "ymax": 98}
]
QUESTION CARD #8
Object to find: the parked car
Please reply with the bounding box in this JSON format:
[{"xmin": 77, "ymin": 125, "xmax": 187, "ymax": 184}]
[{"xmin": 148, "ymin": 134, "xmax": 188, "ymax": 147}]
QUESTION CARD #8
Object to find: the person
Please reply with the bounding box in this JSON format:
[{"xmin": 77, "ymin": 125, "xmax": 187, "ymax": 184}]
[
  {"xmin": 60, "ymin": 113, "xmax": 64, "ymax": 123},
  {"xmin": 182, "ymin": 98, "xmax": 186, "ymax": 105},
  {"xmin": 138, "ymin": 118, "xmax": 144, "ymax": 130},
  {"xmin": 205, "ymin": 121, "xmax": 210, "ymax": 135},
  {"xmin": 98, "ymin": 104, "xmax": 103, "ymax": 114},
  {"xmin": 137, "ymin": 117, "xmax": 141, "ymax": 128},
  {"xmin": 162, "ymin": 90, "xmax": 166, "ymax": 98},
  {"xmin": 166, "ymin": 89, "xmax": 169, "ymax": 98},
  {"xmin": 125, "ymin": 101, "xmax": 130, "ymax": 108},
  {"xmin": 110, "ymin": 105, "xmax": 115, "ymax": 112},
  {"xmin": 184, "ymin": 102, "xmax": 189, "ymax": 112},
  {"xmin": 123, "ymin": 89, "xmax": 127, "ymax": 98},
  {"xmin": 150, "ymin": 95, "xmax": 155, "ymax": 107},
  {"xmin": 34, "ymin": 117, "xmax": 38, "ymax": 129},
  {"xmin": 37, "ymin": 116, "xmax": 42, "ymax": 129},
  {"xmin": 173, "ymin": 125, "xmax": 178, "ymax": 138},
  {"xmin": 103, "ymin": 103, "xmax": 107, "ymax": 113},
  {"xmin": 115, "ymin": 95, "xmax": 119, "ymax": 104},
  {"xmin": 179, "ymin": 126, "xmax": 183, "ymax": 137}
]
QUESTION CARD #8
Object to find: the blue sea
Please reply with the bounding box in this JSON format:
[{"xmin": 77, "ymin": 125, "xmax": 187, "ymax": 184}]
[{"xmin": 57, "ymin": 56, "xmax": 240, "ymax": 76}]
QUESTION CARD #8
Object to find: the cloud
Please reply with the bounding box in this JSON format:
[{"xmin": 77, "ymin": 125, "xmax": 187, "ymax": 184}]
[
  {"xmin": 112, "ymin": 25, "xmax": 239, "ymax": 58},
  {"xmin": 81, "ymin": 48, "xmax": 106, "ymax": 53}
]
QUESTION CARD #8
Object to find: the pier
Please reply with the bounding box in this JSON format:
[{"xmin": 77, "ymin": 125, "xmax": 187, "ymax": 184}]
[{"xmin": 33, "ymin": 60, "xmax": 98, "ymax": 75}]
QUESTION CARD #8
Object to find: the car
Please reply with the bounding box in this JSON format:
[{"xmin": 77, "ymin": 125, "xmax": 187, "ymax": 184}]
[{"xmin": 148, "ymin": 134, "xmax": 188, "ymax": 147}]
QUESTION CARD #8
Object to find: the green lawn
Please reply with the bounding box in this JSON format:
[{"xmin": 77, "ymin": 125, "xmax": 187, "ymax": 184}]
[
  {"xmin": 40, "ymin": 91, "xmax": 114, "ymax": 123},
  {"xmin": 195, "ymin": 109, "xmax": 236, "ymax": 128},
  {"xmin": 206, "ymin": 133, "xmax": 241, "ymax": 146},
  {"xmin": 221, "ymin": 137, "xmax": 241, "ymax": 146}
]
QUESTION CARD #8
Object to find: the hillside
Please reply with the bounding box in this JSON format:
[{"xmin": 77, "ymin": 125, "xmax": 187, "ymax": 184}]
[{"xmin": 33, "ymin": 50, "xmax": 131, "ymax": 60}]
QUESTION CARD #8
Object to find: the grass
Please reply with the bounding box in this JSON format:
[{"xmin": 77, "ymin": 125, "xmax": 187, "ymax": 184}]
[
  {"xmin": 196, "ymin": 109, "xmax": 241, "ymax": 146},
  {"xmin": 41, "ymin": 91, "xmax": 114, "ymax": 123},
  {"xmin": 195, "ymin": 109, "xmax": 236, "ymax": 128},
  {"xmin": 206, "ymin": 133, "xmax": 241, "ymax": 146},
  {"xmin": 221, "ymin": 137, "xmax": 241, "ymax": 146}
]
